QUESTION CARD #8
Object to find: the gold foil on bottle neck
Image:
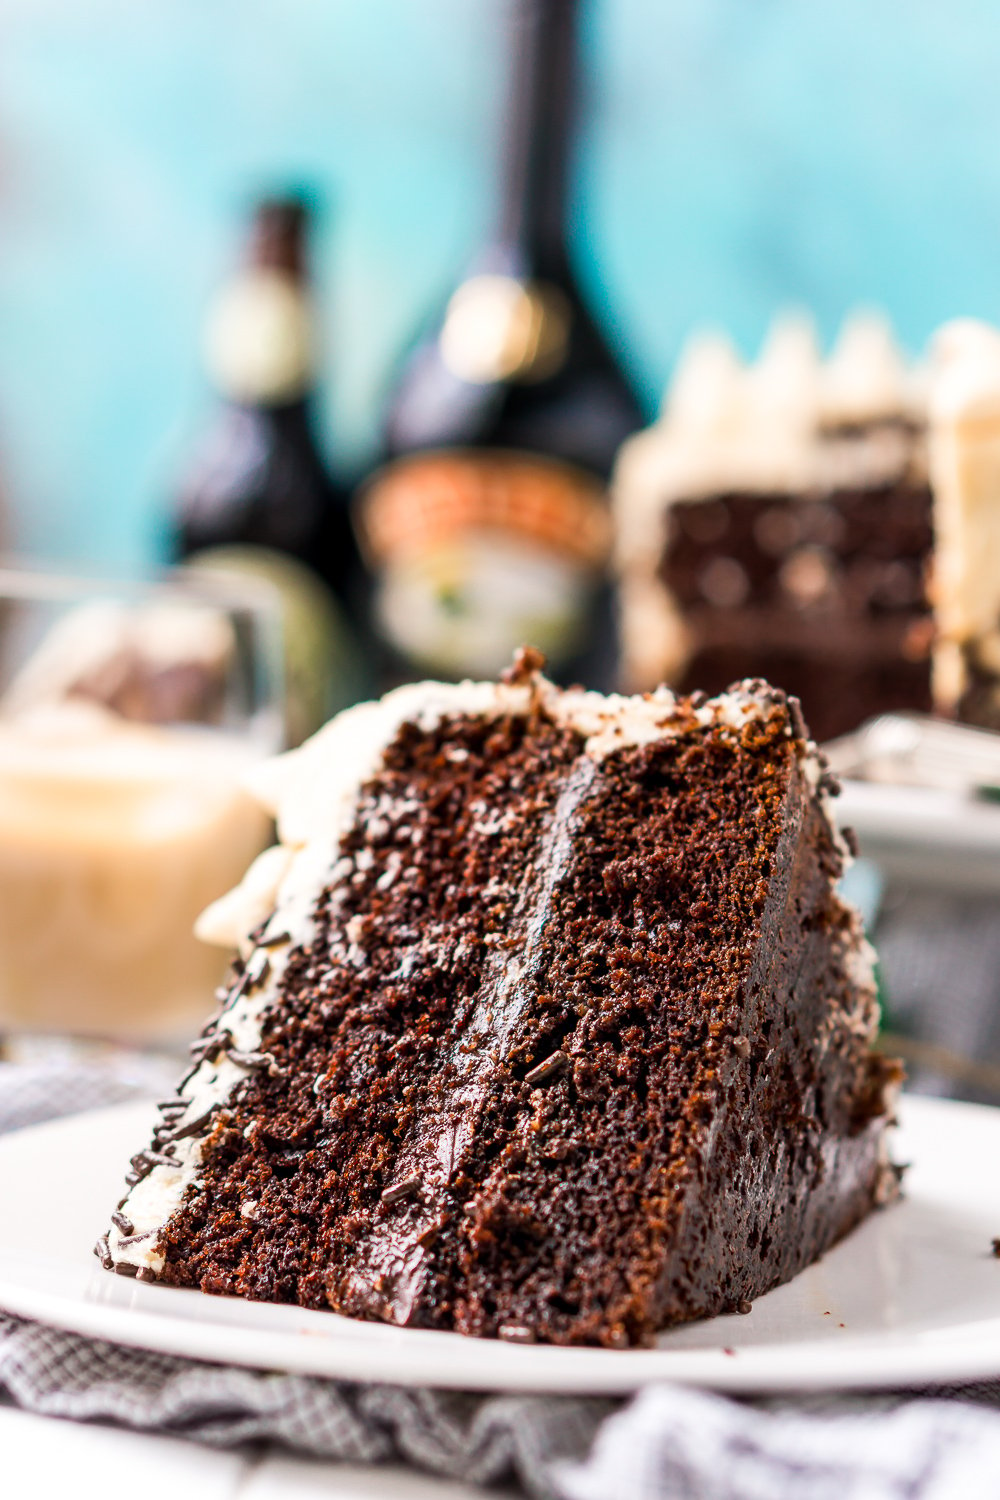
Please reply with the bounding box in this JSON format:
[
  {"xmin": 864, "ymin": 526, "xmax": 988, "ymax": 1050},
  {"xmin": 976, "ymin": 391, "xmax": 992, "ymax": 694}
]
[
  {"xmin": 439, "ymin": 275, "xmax": 570, "ymax": 385},
  {"xmin": 204, "ymin": 268, "xmax": 313, "ymax": 406}
]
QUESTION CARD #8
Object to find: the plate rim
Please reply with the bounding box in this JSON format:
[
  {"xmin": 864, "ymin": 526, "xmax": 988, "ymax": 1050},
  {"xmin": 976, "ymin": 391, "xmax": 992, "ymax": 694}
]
[{"xmin": 2, "ymin": 1094, "xmax": 1000, "ymax": 1396}]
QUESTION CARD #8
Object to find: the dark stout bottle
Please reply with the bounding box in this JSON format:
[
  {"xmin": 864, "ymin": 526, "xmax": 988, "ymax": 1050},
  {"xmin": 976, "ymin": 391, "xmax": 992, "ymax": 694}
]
[
  {"xmin": 174, "ymin": 197, "xmax": 367, "ymax": 737},
  {"xmin": 357, "ymin": 0, "xmax": 644, "ymax": 682}
]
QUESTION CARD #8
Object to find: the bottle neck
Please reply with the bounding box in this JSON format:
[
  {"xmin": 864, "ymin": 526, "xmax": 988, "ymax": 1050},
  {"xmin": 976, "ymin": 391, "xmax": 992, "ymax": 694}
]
[
  {"xmin": 229, "ymin": 393, "xmax": 312, "ymax": 425},
  {"xmin": 496, "ymin": 0, "xmax": 579, "ymax": 273},
  {"xmin": 250, "ymin": 200, "xmax": 307, "ymax": 278}
]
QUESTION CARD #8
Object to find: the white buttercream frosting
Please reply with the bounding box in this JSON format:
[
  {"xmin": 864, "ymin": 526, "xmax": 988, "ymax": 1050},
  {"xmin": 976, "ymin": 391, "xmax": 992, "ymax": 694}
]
[
  {"xmin": 195, "ymin": 844, "xmax": 295, "ymax": 950},
  {"xmin": 106, "ymin": 928, "xmax": 307, "ymax": 1273},
  {"xmin": 662, "ymin": 330, "xmax": 747, "ymax": 433},
  {"xmin": 105, "ymin": 668, "xmax": 830, "ymax": 1275},
  {"xmin": 819, "ymin": 310, "xmax": 913, "ymax": 426},
  {"xmin": 929, "ymin": 319, "xmax": 1000, "ymax": 424},
  {"xmin": 747, "ymin": 311, "xmax": 821, "ymax": 430},
  {"xmin": 614, "ymin": 309, "xmax": 919, "ymax": 576},
  {"xmin": 617, "ymin": 308, "xmax": 917, "ymax": 523},
  {"xmin": 927, "ymin": 319, "xmax": 1000, "ymax": 713},
  {"xmin": 612, "ymin": 307, "xmax": 923, "ymax": 693}
]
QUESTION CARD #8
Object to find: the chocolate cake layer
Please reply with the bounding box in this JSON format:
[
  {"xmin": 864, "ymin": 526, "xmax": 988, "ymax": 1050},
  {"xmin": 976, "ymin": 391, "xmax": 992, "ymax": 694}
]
[
  {"xmin": 659, "ymin": 478, "xmax": 933, "ymax": 743},
  {"xmin": 102, "ymin": 661, "xmax": 898, "ymax": 1347},
  {"xmin": 611, "ymin": 312, "xmax": 952, "ymax": 738}
]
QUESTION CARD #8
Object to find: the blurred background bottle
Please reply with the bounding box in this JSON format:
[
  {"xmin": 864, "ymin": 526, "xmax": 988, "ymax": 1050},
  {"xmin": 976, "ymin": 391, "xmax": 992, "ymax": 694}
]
[
  {"xmin": 356, "ymin": 0, "xmax": 644, "ymax": 685},
  {"xmin": 173, "ymin": 195, "xmax": 368, "ymax": 742}
]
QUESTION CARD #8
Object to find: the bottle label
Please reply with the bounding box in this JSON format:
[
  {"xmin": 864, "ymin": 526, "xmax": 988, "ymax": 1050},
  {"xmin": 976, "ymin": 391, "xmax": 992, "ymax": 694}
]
[{"xmin": 357, "ymin": 450, "xmax": 611, "ymax": 676}]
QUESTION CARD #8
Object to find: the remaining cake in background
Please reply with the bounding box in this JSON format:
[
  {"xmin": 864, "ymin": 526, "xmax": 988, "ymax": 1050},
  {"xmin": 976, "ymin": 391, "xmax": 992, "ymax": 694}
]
[
  {"xmin": 614, "ymin": 311, "xmax": 1000, "ymax": 743},
  {"xmin": 927, "ymin": 320, "xmax": 1000, "ymax": 731},
  {"xmin": 98, "ymin": 651, "xmax": 900, "ymax": 1348}
]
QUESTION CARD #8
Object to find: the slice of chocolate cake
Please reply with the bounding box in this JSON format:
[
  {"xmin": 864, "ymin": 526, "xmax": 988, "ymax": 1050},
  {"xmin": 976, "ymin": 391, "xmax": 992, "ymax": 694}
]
[
  {"xmin": 615, "ymin": 309, "xmax": 1000, "ymax": 745},
  {"xmin": 614, "ymin": 313, "xmax": 933, "ymax": 743},
  {"xmin": 99, "ymin": 651, "xmax": 899, "ymax": 1347}
]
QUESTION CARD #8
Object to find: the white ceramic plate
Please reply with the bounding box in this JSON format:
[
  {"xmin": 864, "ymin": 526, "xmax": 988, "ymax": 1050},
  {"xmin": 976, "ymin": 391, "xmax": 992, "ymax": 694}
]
[{"xmin": 1, "ymin": 1095, "xmax": 999, "ymax": 1395}]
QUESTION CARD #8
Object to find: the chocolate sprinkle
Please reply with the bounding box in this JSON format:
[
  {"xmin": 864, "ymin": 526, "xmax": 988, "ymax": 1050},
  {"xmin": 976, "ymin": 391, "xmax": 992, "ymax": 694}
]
[
  {"xmin": 187, "ymin": 1036, "xmax": 222, "ymax": 1062},
  {"xmin": 248, "ymin": 955, "xmax": 272, "ymax": 990},
  {"xmin": 94, "ymin": 1235, "xmax": 113, "ymax": 1270},
  {"xmin": 227, "ymin": 1049, "xmax": 271, "ymax": 1069},
  {"xmin": 169, "ymin": 1107, "xmax": 215, "ymax": 1141},
  {"xmin": 135, "ymin": 1266, "xmax": 158, "ymax": 1283},
  {"xmin": 258, "ymin": 929, "xmax": 292, "ymax": 948},
  {"xmin": 737, "ymin": 1299, "xmax": 753, "ymax": 1315},
  {"xmin": 381, "ymin": 1175, "xmax": 422, "ymax": 1206},
  {"xmin": 116, "ymin": 1229, "xmax": 160, "ymax": 1248},
  {"xmin": 111, "ymin": 1211, "xmax": 134, "ymax": 1235},
  {"xmin": 524, "ymin": 1051, "xmax": 567, "ymax": 1086}
]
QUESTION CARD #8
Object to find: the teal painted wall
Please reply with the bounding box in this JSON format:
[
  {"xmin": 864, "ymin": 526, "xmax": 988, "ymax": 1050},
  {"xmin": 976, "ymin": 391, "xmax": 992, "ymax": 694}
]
[{"xmin": 0, "ymin": 0, "xmax": 998, "ymax": 570}]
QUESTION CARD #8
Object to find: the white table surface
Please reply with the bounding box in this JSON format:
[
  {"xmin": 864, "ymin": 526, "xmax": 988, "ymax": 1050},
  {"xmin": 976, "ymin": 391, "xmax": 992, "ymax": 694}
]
[{"xmin": 0, "ymin": 1408, "xmax": 515, "ymax": 1500}]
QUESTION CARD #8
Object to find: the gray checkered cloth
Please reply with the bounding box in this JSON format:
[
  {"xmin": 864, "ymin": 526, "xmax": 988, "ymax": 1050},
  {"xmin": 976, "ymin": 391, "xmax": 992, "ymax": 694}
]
[{"xmin": 4, "ymin": 1061, "xmax": 1000, "ymax": 1499}]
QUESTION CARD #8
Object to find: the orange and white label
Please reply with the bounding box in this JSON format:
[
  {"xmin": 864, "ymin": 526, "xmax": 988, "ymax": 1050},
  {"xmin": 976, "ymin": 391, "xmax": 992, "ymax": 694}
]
[
  {"xmin": 357, "ymin": 450, "xmax": 611, "ymax": 676},
  {"xmin": 358, "ymin": 450, "xmax": 611, "ymax": 569}
]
